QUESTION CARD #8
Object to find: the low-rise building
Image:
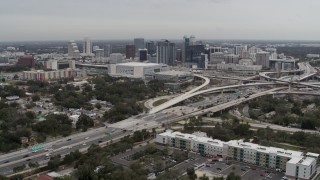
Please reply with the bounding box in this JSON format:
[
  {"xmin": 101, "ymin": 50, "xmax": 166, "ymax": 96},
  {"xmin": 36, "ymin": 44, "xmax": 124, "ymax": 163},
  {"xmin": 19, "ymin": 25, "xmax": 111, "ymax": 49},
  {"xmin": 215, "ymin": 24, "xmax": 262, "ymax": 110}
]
[
  {"xmin": 6, "ymin": 96, "xmax": 20, "ymax": 101},
  {"xmin": 156, "ymin": 130, "xmax": 317, "ymax": 180},
  {"xmin": 22, "ymin": 68, "xmax": 86, "ymax": 81},
  {"xmin": 109, "ymin": 62, "xmax": 168, "ymax": 79},
  {"xmin": 286, "ymin": 156, "xmax": 317, "ymax": 180}
]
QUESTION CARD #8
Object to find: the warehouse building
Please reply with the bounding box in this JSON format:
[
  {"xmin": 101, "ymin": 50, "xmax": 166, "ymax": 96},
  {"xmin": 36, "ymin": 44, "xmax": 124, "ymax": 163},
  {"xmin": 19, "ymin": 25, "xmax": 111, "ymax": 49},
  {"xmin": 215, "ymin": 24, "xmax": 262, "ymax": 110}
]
[{"xmin": 156, "ymin": 130, "xmax": 318, "ymax": 180}]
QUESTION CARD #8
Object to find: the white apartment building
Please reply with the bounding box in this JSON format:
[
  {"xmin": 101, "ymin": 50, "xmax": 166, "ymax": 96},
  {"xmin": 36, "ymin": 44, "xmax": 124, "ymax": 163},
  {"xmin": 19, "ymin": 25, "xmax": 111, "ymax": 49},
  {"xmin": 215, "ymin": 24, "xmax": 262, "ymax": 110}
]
[
  {"xmin": 286, "ymin": 157, "xmax": 317, "ymax": 180},
  {"xmin": 156, "ymin": 130, "xmax": 318, "ymax": 180}
]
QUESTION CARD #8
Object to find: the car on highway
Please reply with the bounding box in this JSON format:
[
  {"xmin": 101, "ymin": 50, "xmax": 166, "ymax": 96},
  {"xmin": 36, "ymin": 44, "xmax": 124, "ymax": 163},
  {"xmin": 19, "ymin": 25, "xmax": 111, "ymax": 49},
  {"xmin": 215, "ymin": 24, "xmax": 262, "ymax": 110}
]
[
  {"xmin": 26, "ymin": 158, "xmax": 31, "ymax": 161},
  {"xmin": 3, "ymin": 160, "xmax": 9, "ymax": 164},
  {"xmin": 23, "ymin": 154, "xmax": 29, "ymax": 158},
  {"xmin": 67, "ymin": 138, "xmax": 71, "ymax": 141},
  {"xmin": 82, "ymin": 143, "xmax": 87, "ymax": 146},
  {"xmin": 85, "ymin": 137, "xmax": 90, "ymax": 140}
]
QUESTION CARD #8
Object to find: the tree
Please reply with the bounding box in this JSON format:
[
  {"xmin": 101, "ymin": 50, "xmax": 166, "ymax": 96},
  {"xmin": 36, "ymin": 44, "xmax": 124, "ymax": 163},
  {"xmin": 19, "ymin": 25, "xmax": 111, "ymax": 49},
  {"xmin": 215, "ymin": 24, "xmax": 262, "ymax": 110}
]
[
  {"xmin": 13, "ymin": 164, "xmax": 26, "ymax": 172},
  {"xmin": 226, "ymin": 172, "xmax": 241, "ymax": 180},
  {"xmin": 186, "ymin": 167, "xmax": 197, "ymax": 180},
  {"xmin": 199, "ymin": 174, "xmax": 209, "ymax": 180},
  {"xmin": 28, "ymin": 162, "xmax": 39, "ymax": 168},
  {"xmin": 31, "ymin": 94, "xmax": 40, "ymax": 102},
  {"xmin": 1, "ymin": 78, "xmax": 5, "ymax": 82},
  {"xmin": 13, "ymin": 74, "xmax": 19, "ymax": 79},
  {"xmin": 25, "ymin": 111, "xmax": 35, "ymax": 119},
  {"xmin": 94, "ymin": 102, "xmax": 101, "ymax": 109},
  {"xmin": 48, "ymin": 155, "xmax": 61, "ymax": 170},
  {"xmin": 213, "ymin": 177, "xmax": 224, "ymax": 180},
  {"xmin": 76, "ymin": 114, "xmax": 94, "ymax": 131}
]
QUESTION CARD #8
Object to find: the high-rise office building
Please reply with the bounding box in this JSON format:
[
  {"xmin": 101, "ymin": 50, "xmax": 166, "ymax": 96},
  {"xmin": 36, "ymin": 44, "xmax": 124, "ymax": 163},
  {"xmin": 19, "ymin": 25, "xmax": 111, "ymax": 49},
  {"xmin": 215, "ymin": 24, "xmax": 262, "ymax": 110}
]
[
  {"xmin": 83, "ymin": 37, "xmax": 92, "ymax": 55},
  {"xmin": 235, "ymin": 44, "xmax": 244, "ymax": 55},
  {"xmin": 110, "ymin": 53, "xmax": 123, "ymax": 64},
  {"xmin": 68, "ymin": 40, "xmax": 80, "ymax": 58},
  {"xmin": 182, "ymin": 36, "xmax": 205, "ymax": 63},
  {"xmin": 224, "ymin": 54, "xmax": 240, "ymax": 64},
  {"xmin": 93, "ymin": 45, "xmax": 100, "ymax": 52},
  {"xmin": 176, "ymin": 49, "xmax": 182, "ymax": 62},
  {"xmin": 95, "ymin": 49, "xmax": 104, "ymax": 59},
  {"xmin": 103, "ymin": 44, "xmax": 112, "ymax": 57},
  {"xmin": 198, "ymin": 53, "xmax": 208, "ymax": 69},
  {"xmin": 256, "ymin": 51, "xmax": 270, "ymax": 68},
  {"xmin": 126, "ymin": 45, "xmax": 135, "ymax": 59},
  {"xmin": 134, "ymin": 38, "xmax": 145, "ymax": 54},
  {"xmin": 146, "ymin": 41, "xmax": 156, "ymax": 55},
  {"xmin": 182, "ymin": 36, "xmax": 190, "ymax": 63},
  {"xmin": 139, "ymin": 49, "xmax": 148, "ymax": 62},
  {"xmin": 210, "ymin": 47, "xmax": 222, "ymax": 54},
  {"xmin": 156, "ymin": 40, "xmax": 175, "ymax": 65}
]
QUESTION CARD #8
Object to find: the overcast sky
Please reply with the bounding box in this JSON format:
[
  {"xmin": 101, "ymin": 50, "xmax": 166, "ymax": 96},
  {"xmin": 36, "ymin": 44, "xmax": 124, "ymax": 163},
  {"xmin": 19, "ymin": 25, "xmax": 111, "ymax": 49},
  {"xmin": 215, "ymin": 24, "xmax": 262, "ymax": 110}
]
[{"xmin": 0, "ymin": 0, "xmax": 320, "ymax": 41}]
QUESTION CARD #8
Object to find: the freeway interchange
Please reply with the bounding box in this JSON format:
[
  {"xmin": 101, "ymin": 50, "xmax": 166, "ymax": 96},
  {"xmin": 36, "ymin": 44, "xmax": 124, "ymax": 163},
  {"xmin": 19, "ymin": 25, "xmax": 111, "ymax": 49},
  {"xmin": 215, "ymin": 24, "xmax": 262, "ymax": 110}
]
[{"xmin": 1, "ymin": 65, "xmax": 320, "ymax": 175}]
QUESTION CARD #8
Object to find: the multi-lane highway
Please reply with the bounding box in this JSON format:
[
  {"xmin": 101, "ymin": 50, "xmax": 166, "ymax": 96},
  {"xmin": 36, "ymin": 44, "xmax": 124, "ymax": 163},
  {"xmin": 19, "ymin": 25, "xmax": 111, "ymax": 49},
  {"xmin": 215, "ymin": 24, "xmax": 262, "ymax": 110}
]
[
  {"xmin": 148, "ymin": 74, "xmax": 210, "ymax": 114},
  {"xmin": 1, "ymin": 64, "xmax": 319, "ymax": 175},
  {"xmin": 0, "ymin": 127, "xmax": 130, "ymax": 175}
]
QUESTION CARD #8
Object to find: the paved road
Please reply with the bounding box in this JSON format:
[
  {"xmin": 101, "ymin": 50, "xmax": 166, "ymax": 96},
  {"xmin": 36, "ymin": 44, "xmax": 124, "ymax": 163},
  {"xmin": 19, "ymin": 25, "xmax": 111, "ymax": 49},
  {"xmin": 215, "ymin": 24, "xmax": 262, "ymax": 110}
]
[
  {"xmin": 149, "ymin": 81, "xmax": 277, "ymax": 114},
  {"xmin": 0, "ymin": 127, "xmax": 129, "ymax": 175},
  {"xmin": 144, "ymin": 94, "xmax": 177, "ymax": 109},
  {"xmin": 1, "ymin": 85, "xmax": 318, "ymax": 175},
  {"xmin": 149, "ymin": 74, "xmax": 210, "ymax": 114}
]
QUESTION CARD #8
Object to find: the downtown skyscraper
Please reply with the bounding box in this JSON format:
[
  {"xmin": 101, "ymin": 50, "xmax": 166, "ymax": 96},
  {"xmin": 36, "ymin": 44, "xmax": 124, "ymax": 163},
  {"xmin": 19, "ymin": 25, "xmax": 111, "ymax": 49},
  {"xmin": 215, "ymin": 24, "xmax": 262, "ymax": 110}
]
[
  {"xmin": 156, "ymin": 40, "xmax": 175, "ymax": 66},
  {"xmin": 83, "ymin": 37, "xmax": 92, "ymax": 55}
]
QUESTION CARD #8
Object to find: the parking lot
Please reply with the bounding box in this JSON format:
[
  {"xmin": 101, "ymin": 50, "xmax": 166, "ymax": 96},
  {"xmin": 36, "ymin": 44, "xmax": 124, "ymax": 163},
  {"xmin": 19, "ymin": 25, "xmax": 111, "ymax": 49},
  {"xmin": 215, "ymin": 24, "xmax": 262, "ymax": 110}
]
[{"xmin": 200, "ymin": 160, "xmax": 285, "ymax": 180}]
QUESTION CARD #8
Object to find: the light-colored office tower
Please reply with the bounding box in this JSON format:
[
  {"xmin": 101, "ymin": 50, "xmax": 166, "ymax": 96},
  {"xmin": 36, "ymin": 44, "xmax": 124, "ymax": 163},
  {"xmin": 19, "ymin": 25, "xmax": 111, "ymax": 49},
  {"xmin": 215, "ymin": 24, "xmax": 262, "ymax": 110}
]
[
  {"xmin": 45, "ymin": 60, "xmax": 58, "ymax": 70},
  {"xmin": 256, "ymin": 51, "xmax": 270, "ymax": 68},
  {"xmin": 210, "ymin": 47, "xmax": 222, "ymax": 54},
  {"xmin": 224, "ymin": 54, "xmax": 240, "ymax": 64},
  {"xmin": 103, "ymin": 44, "xmax": 112, "ymax": 57},
  {"xmin": 109, "ymin": 53, "xmax": 123, "ymax": 64},
  {"xmin": 95, "ymin": 49, "xmax": 104, "ymax": 59},
  {"xmin": 67, "ymin": 40, "xmax": 80, "ymax": 58},
  {"xmin": 210, "ymin": 52, "xmax": 224, "ymax": 64},
  {"xmin": 93, "ymin": 45, "xmax": 100, "ymax": 52},
  {"xmin": 265, "ymin": 47, "xmax": 277, "ymax": 54},
  {"xmin": 156, "ymin": 40, "xmax": 175, "ymax": 66},
  {"xmin": 235, "ymin": 44, "xmax": 244, "ymax": 55},
  {"xmin": 134, "ymin": 38, "xmax": 145, "ymax": 54},
  {"xmin": 83, "ymin": 37, "xmax": 92, "ymax": 55}
]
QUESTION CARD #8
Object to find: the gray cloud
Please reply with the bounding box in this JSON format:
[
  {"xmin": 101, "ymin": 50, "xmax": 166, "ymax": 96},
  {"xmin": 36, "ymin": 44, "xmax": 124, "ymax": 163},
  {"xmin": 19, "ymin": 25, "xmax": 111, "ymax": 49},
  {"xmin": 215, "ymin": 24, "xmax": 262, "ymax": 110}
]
[{"xmin": 0, "ymin": 0, "xmax": 320, "ymax": 41}]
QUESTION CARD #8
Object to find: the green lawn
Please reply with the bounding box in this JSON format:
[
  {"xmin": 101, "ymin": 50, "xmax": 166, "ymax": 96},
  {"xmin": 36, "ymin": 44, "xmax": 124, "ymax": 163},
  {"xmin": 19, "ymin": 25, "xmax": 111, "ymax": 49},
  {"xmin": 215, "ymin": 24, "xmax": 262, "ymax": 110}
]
[{"xmin": 153, "ymin": 99, "xmax": 169, "ymax": 107}]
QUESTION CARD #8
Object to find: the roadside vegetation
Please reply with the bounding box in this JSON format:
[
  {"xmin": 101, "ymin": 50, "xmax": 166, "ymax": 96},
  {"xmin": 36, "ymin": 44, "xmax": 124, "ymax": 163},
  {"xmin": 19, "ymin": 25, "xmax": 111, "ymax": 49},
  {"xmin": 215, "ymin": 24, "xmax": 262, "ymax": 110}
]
[
  {"xmin": 10, "ymin": 130, "xmax": 153, "ymax": 180},
  {"xmin": 184, "ymin": 115, "xmax": 320, "ymax": 154},
  {"xmin": 91, "ymin": 75, "xmax": 166, "ymax": 123},
  {"xmin": 248, "ymin": 95, "xmax": 320, "ymax": 130}
]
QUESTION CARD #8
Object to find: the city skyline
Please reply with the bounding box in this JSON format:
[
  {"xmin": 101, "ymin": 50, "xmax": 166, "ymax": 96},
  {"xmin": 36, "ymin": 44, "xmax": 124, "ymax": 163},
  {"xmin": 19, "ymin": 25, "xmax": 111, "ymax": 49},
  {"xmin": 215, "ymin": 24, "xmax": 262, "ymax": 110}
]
[{"xmin": 1, "ymin": 0, "xmax": 320, "ymax": 41}]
